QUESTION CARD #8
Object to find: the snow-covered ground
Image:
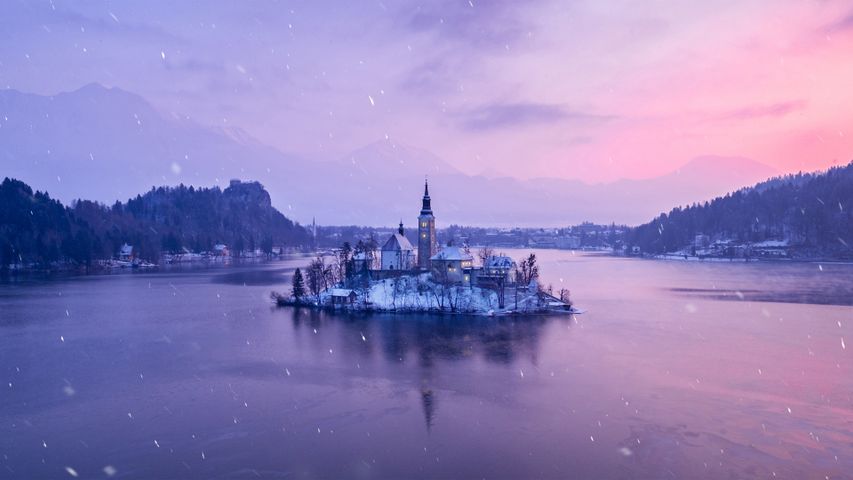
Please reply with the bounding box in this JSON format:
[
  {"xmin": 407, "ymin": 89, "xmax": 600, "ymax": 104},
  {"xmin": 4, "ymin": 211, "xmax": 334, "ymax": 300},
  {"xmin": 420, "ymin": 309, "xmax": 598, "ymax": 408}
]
[{"xmin": 313, "ymin": 273, "xmax": 555, "ymax": 315}]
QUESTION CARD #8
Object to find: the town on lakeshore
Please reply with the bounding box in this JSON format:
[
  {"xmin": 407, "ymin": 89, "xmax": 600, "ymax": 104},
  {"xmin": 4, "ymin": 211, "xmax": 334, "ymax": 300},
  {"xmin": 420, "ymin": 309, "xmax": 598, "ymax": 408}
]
[{"xmin": 275, "ymin": 180, "xmax": 578, "ymax": 315}]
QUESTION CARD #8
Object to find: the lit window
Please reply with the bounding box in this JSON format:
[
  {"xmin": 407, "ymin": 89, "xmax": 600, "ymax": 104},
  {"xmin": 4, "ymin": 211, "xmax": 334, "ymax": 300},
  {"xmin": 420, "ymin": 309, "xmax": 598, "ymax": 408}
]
[
  {"xmin": 421, "ymin": 222, "xmax": 427, "ymax": 227},
  {"xmin": 422, "ymin": 233, "xmax": 426, "ymax": 238}
]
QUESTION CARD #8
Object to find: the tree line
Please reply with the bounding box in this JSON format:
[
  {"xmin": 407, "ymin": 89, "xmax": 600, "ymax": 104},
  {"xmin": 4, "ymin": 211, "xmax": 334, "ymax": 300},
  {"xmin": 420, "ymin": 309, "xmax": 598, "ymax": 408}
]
[
  {"xmin": 625, "ymin": 161, "xmax": 853, "ymax": 258},
  {"xmin": 0, "ymin": 178, "xmax": 311, "ymax": 270}
]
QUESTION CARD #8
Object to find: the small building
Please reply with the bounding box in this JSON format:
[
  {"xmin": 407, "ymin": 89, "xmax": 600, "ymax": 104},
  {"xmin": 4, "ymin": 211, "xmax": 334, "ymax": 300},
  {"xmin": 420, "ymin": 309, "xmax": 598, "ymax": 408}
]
[
  {"xmin": 479, "ymin": 255, "xmax": 516, "ymax": 285},
  {"xmin": 119, "ymin": 243, "xmax": 135, "ymax": 261},
  {"xmin": 430, "ymin": 246, "xmax": 474, "ymax": 283},
  {"xmin": 213, "ymin": 244, "xmax": 230, "ymax": 257},
  {"xmin": 381, "ymin": 222, "xmax": 415, "ymax": 270},
  {"xmin": 330, "ymin": 288, "xmax": 357, "ymax": 305},
  {"xmin": 694, "ymin": 234, "xmax": 710, "ymax": 249}
]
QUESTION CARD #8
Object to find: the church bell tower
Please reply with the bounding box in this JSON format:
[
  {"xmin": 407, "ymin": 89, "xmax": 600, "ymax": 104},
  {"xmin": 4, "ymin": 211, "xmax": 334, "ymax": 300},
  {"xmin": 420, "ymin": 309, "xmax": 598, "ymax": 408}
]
[{"xmin": 417, "ymin": 179, "xmax": 437, "ymax": 269}]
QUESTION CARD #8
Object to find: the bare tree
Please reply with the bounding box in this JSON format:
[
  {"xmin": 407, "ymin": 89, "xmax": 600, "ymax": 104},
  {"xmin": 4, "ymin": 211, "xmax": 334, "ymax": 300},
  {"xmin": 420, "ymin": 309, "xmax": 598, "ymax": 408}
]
[
  {"xmin": 477, "ymin": 246, "xmax": 495, "ymax": 266},
  {"xmin": 429, "ymin": 264, "xmax": 462, "ymax": 312},
  {"xmin": 515, "ymin": 253, "xmax": 539, "ymax": 286},
  {"xmin": 306, "ymin": 256, "xmax": 325, "ymax": 303},
  {"xmin": 429, "ymin": 265, "xmax": 450, "ymax": 311}
]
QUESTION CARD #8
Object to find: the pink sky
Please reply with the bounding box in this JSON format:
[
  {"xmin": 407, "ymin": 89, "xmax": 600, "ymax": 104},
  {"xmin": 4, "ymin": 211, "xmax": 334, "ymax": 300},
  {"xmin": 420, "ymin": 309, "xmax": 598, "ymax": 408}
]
[{"xmin": 2, "ymin": 0, "xmax": 853, "ymax": 182}]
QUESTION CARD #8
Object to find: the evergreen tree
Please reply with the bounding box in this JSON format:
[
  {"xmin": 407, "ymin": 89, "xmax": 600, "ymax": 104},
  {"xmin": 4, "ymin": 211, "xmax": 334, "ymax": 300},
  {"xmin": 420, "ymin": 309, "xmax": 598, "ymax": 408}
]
[{"xmin": 291, "ymin": 268, "xmax": 306, "ymax": 302}]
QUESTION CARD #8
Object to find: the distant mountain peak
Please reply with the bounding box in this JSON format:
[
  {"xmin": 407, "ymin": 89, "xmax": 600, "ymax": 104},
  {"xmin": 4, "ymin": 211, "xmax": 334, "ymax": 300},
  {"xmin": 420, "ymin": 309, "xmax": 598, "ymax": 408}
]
[
  {"xmin": 74, "ymin": 82, "xmax": 111, "ymax": 93},
  {"xmin": 341, "ymin": 138, "xmax": 461, "ymax": 177},
  {"xmin": 673, "ymin": 155, "xmax": 778, "ymax": 178}
]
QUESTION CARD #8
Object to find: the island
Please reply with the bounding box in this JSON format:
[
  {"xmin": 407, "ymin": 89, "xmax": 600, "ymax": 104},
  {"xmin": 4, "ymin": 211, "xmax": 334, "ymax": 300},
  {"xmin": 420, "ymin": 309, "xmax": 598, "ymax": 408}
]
[{"xmin": 273, "ymin": 180, "xmax": 579, "ymax": 316}]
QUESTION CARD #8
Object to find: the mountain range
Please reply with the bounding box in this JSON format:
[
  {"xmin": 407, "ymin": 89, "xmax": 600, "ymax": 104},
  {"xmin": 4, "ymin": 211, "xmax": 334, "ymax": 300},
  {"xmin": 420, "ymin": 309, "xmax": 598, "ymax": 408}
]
[{"xmin": 1, "ymin": 83, "xmax": 780, "ymax": 227}]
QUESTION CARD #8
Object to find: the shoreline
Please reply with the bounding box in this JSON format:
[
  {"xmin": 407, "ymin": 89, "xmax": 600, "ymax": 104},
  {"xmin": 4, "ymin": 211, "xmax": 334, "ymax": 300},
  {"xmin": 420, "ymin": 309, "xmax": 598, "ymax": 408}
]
[
  {"xmin": 627, "ymin": 254, "xmax": 853, "ymax": 264},
  {"xmin": 272, "ymin": 296, "xmax": 583, "ymax": 317}
]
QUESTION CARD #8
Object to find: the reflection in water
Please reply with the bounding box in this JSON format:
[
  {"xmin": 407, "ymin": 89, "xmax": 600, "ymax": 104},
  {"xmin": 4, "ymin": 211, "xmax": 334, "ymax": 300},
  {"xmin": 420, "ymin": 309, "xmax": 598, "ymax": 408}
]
[
  {"xmin": 211, "ymin": 267, "xmax": 294, "ymax": 286},
  {"xmin": 289, "ymin": 309, "xmax": 556, "ymax": 432},
  {"xmin": 420, "ymin": 387, "xmax": 435, "ymax": 433},
  {"xmin": 670, "ymin": 285, "xmax": 853, "ymax": 306}
]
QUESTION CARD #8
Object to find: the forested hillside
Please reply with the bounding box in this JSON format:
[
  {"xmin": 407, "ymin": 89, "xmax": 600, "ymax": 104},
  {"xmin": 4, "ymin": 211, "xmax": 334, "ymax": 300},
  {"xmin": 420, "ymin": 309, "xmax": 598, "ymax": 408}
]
[
  {"xmin": 626, "ymin": 162, "xmax": 853, "ymax": 258},
  {"xmin": 0, "ymin": 178, "xmax": 310, "ymax": 269}
]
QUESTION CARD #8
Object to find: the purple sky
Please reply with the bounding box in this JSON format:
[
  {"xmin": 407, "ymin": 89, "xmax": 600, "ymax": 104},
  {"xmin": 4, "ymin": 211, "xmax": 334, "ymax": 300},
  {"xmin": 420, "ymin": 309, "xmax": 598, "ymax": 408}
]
[{"xmin": 2, "ymin": 0, "xmax": 853, "ymax": 183}]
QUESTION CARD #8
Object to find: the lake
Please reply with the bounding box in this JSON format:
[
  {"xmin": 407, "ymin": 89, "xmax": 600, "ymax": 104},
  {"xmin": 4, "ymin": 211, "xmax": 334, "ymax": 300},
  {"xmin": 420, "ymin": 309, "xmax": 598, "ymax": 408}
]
[{"xmin": 1, "ymin": 251, "xmax": 852, "ymax": 479}]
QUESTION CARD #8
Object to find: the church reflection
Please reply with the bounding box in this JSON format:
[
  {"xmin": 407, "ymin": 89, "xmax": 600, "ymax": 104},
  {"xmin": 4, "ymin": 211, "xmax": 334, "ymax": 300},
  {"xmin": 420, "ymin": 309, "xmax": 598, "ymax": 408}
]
[{"xmin": 288, "ymin": 309, "xmax": 569, "ymax": 432}]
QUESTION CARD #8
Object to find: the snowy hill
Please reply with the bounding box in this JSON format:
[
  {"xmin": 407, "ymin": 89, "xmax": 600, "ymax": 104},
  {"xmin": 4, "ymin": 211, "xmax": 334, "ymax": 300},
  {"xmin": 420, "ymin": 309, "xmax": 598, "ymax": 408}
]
[{"xmin": 0, "ymin": 83, "xmax": 308, "ymax": 212}]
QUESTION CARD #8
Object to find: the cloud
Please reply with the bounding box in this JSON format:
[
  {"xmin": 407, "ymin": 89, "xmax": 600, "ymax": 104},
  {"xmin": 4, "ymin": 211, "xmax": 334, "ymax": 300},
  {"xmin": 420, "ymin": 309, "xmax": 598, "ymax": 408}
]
[
  {"xmin": 399, "ymin": 57, "xmax": 459, "ymax": 94},
  {"xmin": 165, "ymin": 58, "xmax": 226, "ymax": 74},
  {"xmin": 824, "ymin": 9, "xmax": 853, "ymax": 32},
  {"xmin": 719, "ymin": 100, "xmax": 807, "ymax": 121},
  {"xmin": 456, "ymin": 102, "xmax": 613, "ymax": 131},
  {"xmin": 397, "ymin": 0, "xmax": 537, "ymax": 49},
  {"xmin": 0, "ymin": 2, "xmax": 185, "ymax": 44}
]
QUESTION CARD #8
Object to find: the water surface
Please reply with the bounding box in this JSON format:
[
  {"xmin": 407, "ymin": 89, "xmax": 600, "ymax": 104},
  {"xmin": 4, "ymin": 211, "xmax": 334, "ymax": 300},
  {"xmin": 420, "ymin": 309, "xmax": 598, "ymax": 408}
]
[{"xmin": 1, "ymin": 252, "xmax": 852, "ymax": 479}]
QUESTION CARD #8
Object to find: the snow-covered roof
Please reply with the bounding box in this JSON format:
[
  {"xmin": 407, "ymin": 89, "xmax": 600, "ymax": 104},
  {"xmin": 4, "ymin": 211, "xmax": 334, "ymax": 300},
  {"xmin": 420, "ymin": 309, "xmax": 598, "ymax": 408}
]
[
  {"xmin": 381, "ymin": 233, "xmax": 413, "ymax": 252},
  {"xmin": 330, "ymin": 288, "xmax": 355, "ymax": 297},
  {"xmin": 120, "ymin": 243, "xmax": 133, "ymax": 255},
  {"xmin": 753, "ymin": 239, "xmax": 789, "ymax": 248},
  {"xmin": 485, "ymin": 255, "xmax": 514, "ymax": 269},
  {"xmin": 430, "ymin": 246, "xmax": 473, "ymax": 262},
  {"xmin": 353, "ymin": 252, "xmax": 370, "ymax": 260}
]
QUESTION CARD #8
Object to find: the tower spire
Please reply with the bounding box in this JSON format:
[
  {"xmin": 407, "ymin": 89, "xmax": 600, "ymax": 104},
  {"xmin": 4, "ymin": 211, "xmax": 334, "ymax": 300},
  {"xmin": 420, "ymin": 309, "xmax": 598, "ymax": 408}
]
[
  {"xmin": 398, "ymin": 220, "xmax": 404, "ymax": 235},
  {"xmin": 421, "ymin": 176, "xmax": 432, "ymax": 215}
]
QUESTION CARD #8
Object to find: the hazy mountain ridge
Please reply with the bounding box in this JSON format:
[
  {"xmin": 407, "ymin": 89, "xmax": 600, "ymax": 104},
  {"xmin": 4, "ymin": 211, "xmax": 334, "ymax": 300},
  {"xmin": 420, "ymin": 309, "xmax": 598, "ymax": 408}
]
[{"xmin": 2, "ymin": 83, "xmax": 780, "ymax": 226}]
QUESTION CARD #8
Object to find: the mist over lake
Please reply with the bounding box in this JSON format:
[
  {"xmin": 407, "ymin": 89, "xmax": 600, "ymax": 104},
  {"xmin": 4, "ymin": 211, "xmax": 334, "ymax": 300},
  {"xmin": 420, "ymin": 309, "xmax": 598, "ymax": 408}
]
[{"xmin": 2, "ymin": 251, "xmax": 851, "ymax": 479}]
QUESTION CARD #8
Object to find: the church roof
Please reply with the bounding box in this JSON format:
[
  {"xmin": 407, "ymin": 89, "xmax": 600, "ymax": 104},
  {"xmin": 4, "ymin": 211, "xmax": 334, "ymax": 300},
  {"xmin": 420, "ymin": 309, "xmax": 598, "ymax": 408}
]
[
  {"xmin": 381, "ymin": 233, "xmax": 413, "ymax": 252},
  {"xmin": 430, "ymin": 246, "xmax": 473, "ymax": 262}
]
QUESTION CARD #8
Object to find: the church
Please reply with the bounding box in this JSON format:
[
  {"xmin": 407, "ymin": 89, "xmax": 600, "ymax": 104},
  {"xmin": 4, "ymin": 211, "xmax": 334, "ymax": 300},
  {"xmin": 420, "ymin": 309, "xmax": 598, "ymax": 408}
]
[
  {"xmin": 377, "ymin": 180, "xmax": 478, "ymax": 284},
  {"xmin": 379, "ymin": 180, "xmax": 439, "ymax": 271}
]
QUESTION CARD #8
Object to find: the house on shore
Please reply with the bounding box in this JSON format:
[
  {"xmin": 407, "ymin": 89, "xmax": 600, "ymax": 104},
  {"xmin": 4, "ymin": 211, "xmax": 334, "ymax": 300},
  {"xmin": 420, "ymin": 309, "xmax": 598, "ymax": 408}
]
[
  {"xmin": 430, "ymin": 246, "xmax": 474, "ymax": 284},
  {"xmin": 480, "ymin": 255, "xmax": 516, "ymax": 285},
  {"xmin": 330, "ymin": 288, "xmax": 357, "ymax": 305},
  {"xmin": 119, "ymin": 243, "xmax": 135, "ymax": 261},
  {"xmin": 213, "ymin": 244, "xmax": 230, "ymax": 257}
]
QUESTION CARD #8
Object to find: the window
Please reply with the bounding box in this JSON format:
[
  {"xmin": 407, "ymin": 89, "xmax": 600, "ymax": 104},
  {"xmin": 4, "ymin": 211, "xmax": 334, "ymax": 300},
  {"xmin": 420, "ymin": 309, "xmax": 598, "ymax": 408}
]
[
  {"xmin": 421, "ymin": 222, "xmax": 427, "ymax": 228},
  {"xmin": 422, "ymin": 233, "xmax": 426, "ymax": 238}
]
